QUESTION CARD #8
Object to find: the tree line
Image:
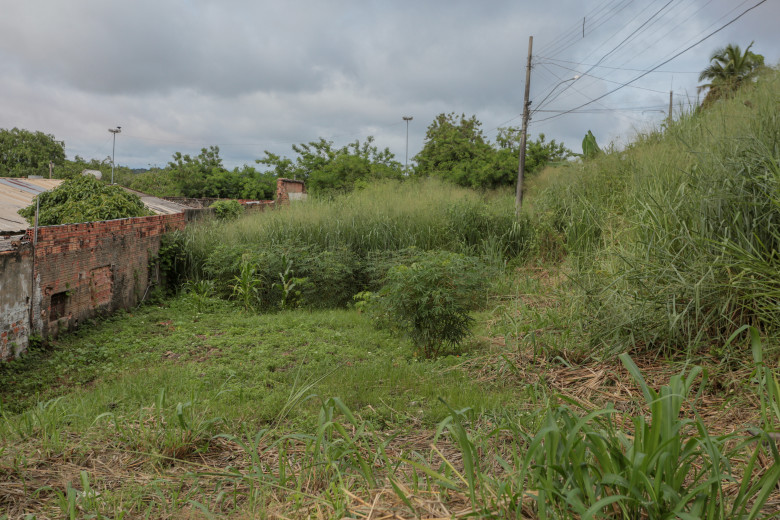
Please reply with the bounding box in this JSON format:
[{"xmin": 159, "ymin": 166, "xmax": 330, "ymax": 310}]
[
  {"xmin": 0, "ymin": 41, "xmax": 764, "ymax": 199},
  {"xmin": 0, "ymin": 117, "xmax": 570, "ymax": 199}
]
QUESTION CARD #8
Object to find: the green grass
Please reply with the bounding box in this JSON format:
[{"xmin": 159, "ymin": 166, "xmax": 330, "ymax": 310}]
[
  {"xmin": 533, "ymin": 68, "xmax": 780, "ymax": 356},
  {"xmin": 0, "ymin": 295, "xmax": 519, "ymax": 428}
]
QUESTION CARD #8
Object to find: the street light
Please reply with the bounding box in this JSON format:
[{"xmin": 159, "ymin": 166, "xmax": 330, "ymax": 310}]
[
  {"xmin": 108, "ymin": 126, "xmax": 122, "ymax": 184},
  {"xmin": 531, "ymin": 75, "xmax": 580, "ymax": 116},
  {"xmin": 402, "ymin": 116, "xmax": 413, "ymax": 172}
]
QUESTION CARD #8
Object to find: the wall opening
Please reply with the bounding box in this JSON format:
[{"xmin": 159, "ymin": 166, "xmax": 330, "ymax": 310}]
[{"xmin": 50, "ymin": 291, "xmax": 68, "ymax": 321}]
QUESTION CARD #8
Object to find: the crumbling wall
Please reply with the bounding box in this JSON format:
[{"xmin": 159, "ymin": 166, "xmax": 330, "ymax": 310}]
[
  {"xmin": 0, "ymin": 242, "xmax": 32, "ymax": 360},
  {"xmin": 276, "ymin": 178, "xmax": 307, "ymax": 204},
  {"xmin": 25, "ymin": 213, "xmax": 187, "ymax": 341}
]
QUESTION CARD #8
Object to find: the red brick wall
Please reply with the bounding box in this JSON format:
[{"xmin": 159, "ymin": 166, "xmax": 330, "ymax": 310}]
[
  {"xmin": 26, "ymin": 213, "xmax": 186, "ymax": 338},
  {"xmin": 276, "ymin": 178, "xmax": 307, "ymax": 205}
]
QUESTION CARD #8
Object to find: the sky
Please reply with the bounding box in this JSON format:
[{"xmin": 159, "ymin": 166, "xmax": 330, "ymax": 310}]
[{"xmin": 0, "ymin": 0, "xmax": 777, "ymax": 171}]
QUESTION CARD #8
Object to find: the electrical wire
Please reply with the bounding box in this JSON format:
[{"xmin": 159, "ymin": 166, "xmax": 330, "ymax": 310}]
[
  {"xmin": 532, "ymin": 0, "xmax": 769, "ymax": 124},
  {"xmin": 539, "ymin": 61, "xmax": 678, "ymax": 95},
  {"xmin": 542, "ymin": 0, "xmax": 637, "ymax": 59},
  {"xmin": 536, "ymin": 0, "xmax": 624, "ymax": 57},
  {"xmin": 537, "ymin": 0, "xmax": 677, "ymax": 112},
  {"xmin": 535, "ymin": 56, "xmax": 699, "ymax": 74}
]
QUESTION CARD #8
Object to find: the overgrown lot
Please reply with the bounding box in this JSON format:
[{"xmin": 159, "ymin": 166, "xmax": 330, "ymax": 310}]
[{"xmin": 1, "ymin": 70, "xmax": 779, "ymax": 519}]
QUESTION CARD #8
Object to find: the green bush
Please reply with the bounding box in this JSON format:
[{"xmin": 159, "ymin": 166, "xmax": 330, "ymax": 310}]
[
  {"xmin": 18, "ymin": 175, "xmax": 151, "ymax": 226},
  {"xmin": 210, "ymin": 199, "xmax": 243, "ymax": 221},
  {"xmin": 369, "ymin": 250, "xmax": 487, "ymax": 358}
]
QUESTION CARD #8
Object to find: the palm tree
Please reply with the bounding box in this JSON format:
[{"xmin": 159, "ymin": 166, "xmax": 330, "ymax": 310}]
[{"xmin": 698, "ymin": 42, "xmax": 764, "ymax": 108}]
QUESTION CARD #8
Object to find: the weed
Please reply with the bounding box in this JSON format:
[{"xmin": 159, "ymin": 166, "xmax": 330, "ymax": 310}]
[{"xmin": 230, "ymin": 259, "xmax": 262, "ymax": 311}]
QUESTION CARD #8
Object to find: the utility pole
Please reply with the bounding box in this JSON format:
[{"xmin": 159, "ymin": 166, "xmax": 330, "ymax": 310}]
[
  {"xmin": 668, "ymin": 90, "xmax": 673, "ymax": 125},
  {"xmin": 515, "ymin": 36, "xmax": 533, "ymax": 215},
  {"xmin": 108, "ymin": 126, "xmax": 121, "ymax": 184},
  {"xmin": 403, "ymin": 116, "xmax": 413, "ymax": 172}
]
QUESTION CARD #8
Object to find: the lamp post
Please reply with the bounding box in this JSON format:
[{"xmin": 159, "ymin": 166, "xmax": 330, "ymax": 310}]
[
  {"xmin": 402, "ymin": 116, "xmax": 413, "ymax": 172},
  {"xmin": 108, "ymin": 126, "xmax": 121, "ymax": 184}
]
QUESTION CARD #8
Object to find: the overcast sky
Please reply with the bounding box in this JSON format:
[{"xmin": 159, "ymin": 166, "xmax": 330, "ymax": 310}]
[{"xmin": 1, "ymin": 0, "xmax": 777, "ymax": 170}]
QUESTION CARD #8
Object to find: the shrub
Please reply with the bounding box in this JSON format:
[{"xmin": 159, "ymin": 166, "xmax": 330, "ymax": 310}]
[
  {"xmin": 18, "ymin": 175, "xmax": 151, "ymax": 225},
  {"xmin": 210, "ymin": 199, "xmax": 243, "ymax": 221},
  {"xmin": 370, "ymin": 250, "xmax": 487, "ymax": 358}
]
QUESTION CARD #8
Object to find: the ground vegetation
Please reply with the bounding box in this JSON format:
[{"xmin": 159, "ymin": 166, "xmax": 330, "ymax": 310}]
[{"xmin": 1, "ymin": 63, "xmax": 779, "ymax": 520}]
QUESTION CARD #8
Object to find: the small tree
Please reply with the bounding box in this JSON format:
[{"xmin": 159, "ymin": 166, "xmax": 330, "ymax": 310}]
[
  {"xmin": 698, "ymin": 42, "xmax": 764, "ymax": 107},
  {"xmin": 371, "ymin": 251, "xmax": 486, "ymax": 358}
]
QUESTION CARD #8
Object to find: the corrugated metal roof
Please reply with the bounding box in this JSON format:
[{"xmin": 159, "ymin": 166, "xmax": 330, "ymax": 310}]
[
  {"xmin": 0, "ymin": 178, "xmax": 190, "ymax": 233},
  {"xmin": 121, "ymin": 188, "xmax": 192, "ymax": 215},
  {"xmin": 0, "ymin": 178, "xmax": 64, "ymax": 233}
]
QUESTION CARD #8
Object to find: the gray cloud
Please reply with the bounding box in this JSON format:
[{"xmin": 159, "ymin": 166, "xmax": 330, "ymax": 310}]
[{"xmin": 0, "ymin": 0, "xmax": 777, "ymax": 170}]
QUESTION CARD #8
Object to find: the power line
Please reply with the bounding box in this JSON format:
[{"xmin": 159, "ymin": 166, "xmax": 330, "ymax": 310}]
[
  {"xmin": 532, "ymin": 0, "xmax": 769, "ymax": 124},
  {"xmin": 536, "ymin": 0, "xmax": 623, "ymax": 56},
  {"xmin": 537, "ymin": 0, "xmax": 676, "ymax": 111},
  {"xmin": 535, "ymin": 57, "xmax": 699, "ymax": 74},
  {"xmin": 575, "ymin": 0, "xmax": 673, "ymax": 66},
  {"xmin": 532, "ymin": 63, "xmax": 650, "ymax": 127},
  {"xmin": 542, "ymin": 0, "xmax": 637, "ymax": 59},
  {"xmin": 538, "ymin": 61, "xmax": 672, "ymax": 95}
]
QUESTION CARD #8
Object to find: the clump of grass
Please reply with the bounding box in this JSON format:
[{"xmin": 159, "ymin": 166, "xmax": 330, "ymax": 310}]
[
  {"xmin": 536, "ymin": 68, "xmax": 780, "ymax": 355},
  {"xmin": 172, "ymin": 179, "xmax": 535, "ymax": 309}
]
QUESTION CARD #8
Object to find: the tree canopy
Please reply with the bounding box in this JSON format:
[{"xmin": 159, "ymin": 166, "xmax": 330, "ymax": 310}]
[
  {"xmin": 699, "ymin": 42, "xmax": 764, "ymax": 107},
  {"xmin": 119, "ymin": 146, "xmax": 276, "ymax": 199},
  {"xmin": 18, "ymin": 175, "xmax": 152, "ymax": 226},
  {"xmin": 413, "ymin": 113, "xmax": 572, "ymax": 189},
  {"xmin": 0, "ymin": 127, "xmax": 66, "ymax": 178},
  {"xmin": 257, "ymin": 136, "xmax": 403, "ymax": 195}
]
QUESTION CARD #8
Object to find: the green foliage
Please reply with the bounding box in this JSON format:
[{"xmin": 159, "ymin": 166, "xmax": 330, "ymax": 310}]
[
  {"xmin": 210, "ymin": 199, "xmax": 243, "ymax": 221},
  {"xmin": 230, "ymin": 260, "xmax": 263, "ymax": 311},
  {"xmin": 167, "ymin": 146, "xmax": 276, "ymax": 199},
  {"xmin": 581, "ymin": 129, "xmax": 602, "ymax": 159},
  {"xmin": 0, "ymin": 127, "xmax": 65, "ymax": 177},
  {"xmin": 535, "ymin": 67, "xmax": 780, "ymax": 354},
  {"xmin": 420, "ymin": 355, "xmax": 780, "ymax": 519},
  {"xmin": 272, "ymin": 257, "xmax": 309, "ymax": 310},
  {"xmin": 369, "ymin": 251, "xmax": 487, "ymax": 358},
  {"xmin": 699, "ymin": 41, "xmax": 765, "ymax": 107},
  {"xmin": 18, "ymin": 175, "xmax": 152, "ymax": 226},
  {"xmin": 257, "ymin": 136, "xmax": 402, "ymax": 196},
  {"xmin": 184, "ymin": 180, "xmax": 533, "ymax": 310},
  {"xmin": 413, "ymin": 113, "xmax": 572, "ymax": 189},
  {"xmin": 185, "ymin": 279, "xmax": 215, "ymax": 313}
]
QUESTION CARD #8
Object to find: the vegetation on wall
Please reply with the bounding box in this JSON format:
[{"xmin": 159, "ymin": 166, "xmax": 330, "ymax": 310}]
[{"xmin": 18, "ymin": 175, "xmax": 152, "ymax": 226}]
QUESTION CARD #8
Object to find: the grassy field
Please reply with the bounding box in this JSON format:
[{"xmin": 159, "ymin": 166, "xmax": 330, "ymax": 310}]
[{"xmin": 1, "ymin": 71, "xmax": 779, "ymax": 519}]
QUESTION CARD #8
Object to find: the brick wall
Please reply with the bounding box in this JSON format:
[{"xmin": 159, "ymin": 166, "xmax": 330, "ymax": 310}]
[
  {"xmin": 25, "ymin": 213, "xmax": 187, "ymax": 340},
  {"xmin": 276, "ymin": 178, "xmax": 307, "ymax": 205},
  {"xmin": 163, "ymin": 197, "xmax": 275, "ymax": 209}
]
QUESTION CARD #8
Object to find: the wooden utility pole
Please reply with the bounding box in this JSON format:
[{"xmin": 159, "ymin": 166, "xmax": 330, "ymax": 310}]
[
  {"xmin": 515, "ymin": 36, "xmax": 533, "ymax": 215},
  {"xmin": 668, "ymin": 90, "xmax": 673, "ymax": 125}
]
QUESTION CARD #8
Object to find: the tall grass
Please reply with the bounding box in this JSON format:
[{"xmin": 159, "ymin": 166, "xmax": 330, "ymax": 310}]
[
  {"xmin": 535, "ymin": 69, "xmax": 780, "ymax": 354},
  {"xmin": 174, "ymin": 179, "xmax": 534, "ymax": 308}
]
